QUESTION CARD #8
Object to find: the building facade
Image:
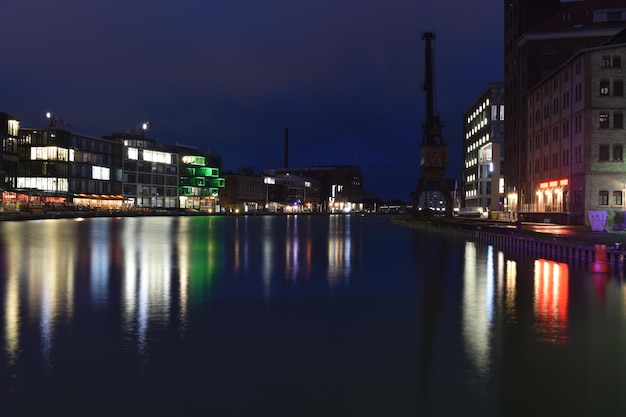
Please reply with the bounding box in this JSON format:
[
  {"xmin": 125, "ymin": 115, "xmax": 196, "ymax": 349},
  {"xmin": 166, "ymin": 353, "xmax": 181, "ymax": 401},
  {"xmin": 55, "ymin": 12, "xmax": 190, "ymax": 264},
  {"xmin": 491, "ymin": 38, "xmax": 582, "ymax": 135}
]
[
  {"xmin": 462, "ymin": 83, "xmax": 505, "ymax": 215},
  {"xmin": 0, "ymin": 112, "xmax": 19, "ymax": 193},
  {"xmin": 270, "ymin": 165, "xmax": 364, "ymax": 212},
  {"xmin": 15, "ymin": 127, "xmax": 124, "ymax": 208},
  {"xmin": 503, "ymin": 0, "xmax": 625, "ymax": 216},
  {"xmin": 221, "ymin": 169, "xmax": 266, "ymax": 213},
  {"xmin": 176, "ymin": 150, "xmax": 225, "ymax": 212},
  {"xmin": 106, "ymin": 132, "xmax": 180, "ymax": 209},
  {"xmin": 526, "ymin": 42, "xmax": 626, "ymax": 225}
]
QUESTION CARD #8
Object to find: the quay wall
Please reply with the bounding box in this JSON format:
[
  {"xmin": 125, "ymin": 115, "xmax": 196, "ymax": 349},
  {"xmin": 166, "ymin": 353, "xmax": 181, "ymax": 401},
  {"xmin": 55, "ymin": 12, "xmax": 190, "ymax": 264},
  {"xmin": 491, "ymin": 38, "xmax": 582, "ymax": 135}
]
[{"xmin": 392, "ymin": 217, "xmax": 625, "ymax": 270}]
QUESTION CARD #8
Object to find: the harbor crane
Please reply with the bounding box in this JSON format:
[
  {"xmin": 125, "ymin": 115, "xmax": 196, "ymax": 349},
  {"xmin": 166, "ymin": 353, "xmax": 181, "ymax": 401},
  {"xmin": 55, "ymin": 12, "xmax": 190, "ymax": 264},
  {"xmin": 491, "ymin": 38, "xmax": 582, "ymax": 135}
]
[{"xmin": 413, "ymin": 31, "xmax": 453, "ymax": 216}]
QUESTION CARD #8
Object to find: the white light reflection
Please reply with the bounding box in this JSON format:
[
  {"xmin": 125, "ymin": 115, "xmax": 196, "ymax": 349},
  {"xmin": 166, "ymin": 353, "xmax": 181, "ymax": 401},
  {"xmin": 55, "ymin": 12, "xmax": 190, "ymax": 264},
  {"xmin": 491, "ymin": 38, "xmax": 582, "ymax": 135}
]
[
  {"xmin": 121, "ymin": 218, "xmax": 173, "ymax": 365},
  {"xmin": 262, "ymin": 217, "xmax": 275, "ymax": 299},
  {"xmin": 90, "ymin": 220, "xmax": 110, "ymax": 306},
  {"xmin": 4, "ymin": 260, "xmax": 19, "ymax": 365},
  {"xmin": 2, "ymin": 221, "xmax": 77, "ymax": 372},
  {"xmin": 176, "ymin": 218, "xmax": 189, "ymax": 336},
  {"xmin": 505, "ymin": 260, "xmax": 517, "ymax": 324},
  {"xmin": 462, "ymin": 242, "xmax": 492, "ymax": 378},
  {"xmin": 327, "ymin": 215, "xmax": 351, "ymax": 289},
  {"xmin": 285, "ymin": 215, "xmax": 299, "ymax": 281}
]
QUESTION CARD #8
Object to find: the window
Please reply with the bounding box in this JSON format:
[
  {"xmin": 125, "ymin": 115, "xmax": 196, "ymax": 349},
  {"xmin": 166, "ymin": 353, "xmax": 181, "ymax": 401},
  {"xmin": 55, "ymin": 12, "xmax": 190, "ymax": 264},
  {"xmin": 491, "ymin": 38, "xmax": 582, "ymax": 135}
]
[
  {"xmin": 615, "ymin": 80, "xmax": 624, "ymax": 96},
  {"xmin": 575, "ymin": 83, "xmax": 582, "ymax": 101},
  {"xmin": 599, "ymin": 190, "xmax": 609, "ymax": 205},
  {"xmin": 614, "ymin": 56, "xmax": 622, "ymax": 68},
  {"xmin": 603, "ymin": 56, "xmax": 612, "ymax": 68},
  {"xmin": 615, "ymin": 112, "xmax": 624, "ymax": 129},
  {"xmin": 614, "ymin": 144, "xmax": 623, "ymax": 161},
  {"xmin": 599, "ymin": 144, "xmax": 610, "ymax": 161},
  {"xmin": 600, "ymin": 112, "xmax": 610, "ymax": 128},
  {"xmin": 600, "ymin": 80, "xmax": 610, "ymax": 95},
  {"xmin": 613, "ymin": 191, "xmax": 623, "ymax": 206}
]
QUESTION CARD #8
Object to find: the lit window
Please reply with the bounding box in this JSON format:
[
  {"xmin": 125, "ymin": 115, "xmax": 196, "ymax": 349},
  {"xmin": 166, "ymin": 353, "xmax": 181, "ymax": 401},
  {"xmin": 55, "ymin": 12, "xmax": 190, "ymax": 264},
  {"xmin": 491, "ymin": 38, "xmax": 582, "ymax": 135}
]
[
  {"xmin": 600, "ymin": 80, "xmax": 610, "ymax": 95},
  {"xmin": 599, "ymin": 113, "xmax": 610, "ymax": 128},
  {"xmin": 128, "ymin": 147, "xmax": 138, "ymax": 160}
]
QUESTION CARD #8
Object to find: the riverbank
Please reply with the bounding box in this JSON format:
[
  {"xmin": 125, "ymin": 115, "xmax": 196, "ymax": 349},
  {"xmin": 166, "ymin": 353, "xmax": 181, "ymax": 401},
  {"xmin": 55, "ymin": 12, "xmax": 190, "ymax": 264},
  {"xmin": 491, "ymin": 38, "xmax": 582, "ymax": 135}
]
[{"xmin": 392, "ymin": 215, "xmax": 626, "ymax": 270}]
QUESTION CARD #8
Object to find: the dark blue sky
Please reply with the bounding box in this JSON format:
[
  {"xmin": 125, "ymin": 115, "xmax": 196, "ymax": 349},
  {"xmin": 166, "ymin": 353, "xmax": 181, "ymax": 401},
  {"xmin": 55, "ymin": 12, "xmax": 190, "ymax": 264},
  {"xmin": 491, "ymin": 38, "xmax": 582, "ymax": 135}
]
[{"xmin": 1, "ymin": 0, "xmax": 503, "ymax": 201}]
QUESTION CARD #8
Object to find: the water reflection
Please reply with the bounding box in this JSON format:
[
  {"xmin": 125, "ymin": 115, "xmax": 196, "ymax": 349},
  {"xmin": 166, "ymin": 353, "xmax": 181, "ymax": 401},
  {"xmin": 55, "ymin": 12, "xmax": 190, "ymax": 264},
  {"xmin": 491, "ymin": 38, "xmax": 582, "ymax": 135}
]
[
  {"xmin": 462, "ymin": 243, "xmax": 494, "ymax": 379},
  {"xmin": 2, "ymin": 220, "xmax": 79, "ymax": 371},
  {"xmin": 533, "ymin": 259, "xmax": 569, "ymax": 345},
  {"xmin": 327, "ymin": 214, "xmax": 351, "ymax": 288}
]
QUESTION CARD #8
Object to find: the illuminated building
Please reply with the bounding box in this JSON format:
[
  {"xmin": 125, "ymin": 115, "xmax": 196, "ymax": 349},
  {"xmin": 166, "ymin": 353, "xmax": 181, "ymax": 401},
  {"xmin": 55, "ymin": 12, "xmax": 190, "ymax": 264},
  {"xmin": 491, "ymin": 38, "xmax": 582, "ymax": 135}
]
[
  {"xmin": 0, "ymin": 112, "xmax": 19, "ymax": 198},
  {"xmin": 525, "ymin": 38, "xmax": 626, "ymax": 225},
  {"xmin": 221, "ymin": 168, "xmax": 266, "ymax": 213},
  {"xmin": 104, "ymin": 131, "xmax": 179, "ymax": 208},
  {"xmin": 269, "ymin": 166, "xmax": 363, "ymax": 213},
  {"xmin": 17, "ymin": 127, "xmax": 123, "ymax": 208},
  {"xmin": 169, "ymin": 145, "xmax": 225, "ymax": 212},
  {"xmin": 415, "ymin": 178, "xmax": 458, "ymax": 215},
  {"xmin": 504, "ymin": 0, "xmax": 626, "ymax": 217},
  {"xmin": 462, "ymin": 83, "xmax": 505, "ymax": 217}
]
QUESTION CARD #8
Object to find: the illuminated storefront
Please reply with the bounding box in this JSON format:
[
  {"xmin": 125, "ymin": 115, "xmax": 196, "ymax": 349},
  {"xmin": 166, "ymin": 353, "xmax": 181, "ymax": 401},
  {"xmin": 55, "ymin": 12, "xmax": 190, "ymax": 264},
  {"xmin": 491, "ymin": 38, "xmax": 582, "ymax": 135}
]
[{"xmin": 534, "ymin": 178, "xmax": 569, "ymax": 213}]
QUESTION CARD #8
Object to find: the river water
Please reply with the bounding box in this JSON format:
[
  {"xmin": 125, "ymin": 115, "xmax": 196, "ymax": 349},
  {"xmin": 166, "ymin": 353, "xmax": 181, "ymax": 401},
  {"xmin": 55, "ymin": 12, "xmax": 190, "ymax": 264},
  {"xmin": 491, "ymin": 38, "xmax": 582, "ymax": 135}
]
[{"xmin": 0, "ymin": 214, "xmax": 625, "ymax": 416}]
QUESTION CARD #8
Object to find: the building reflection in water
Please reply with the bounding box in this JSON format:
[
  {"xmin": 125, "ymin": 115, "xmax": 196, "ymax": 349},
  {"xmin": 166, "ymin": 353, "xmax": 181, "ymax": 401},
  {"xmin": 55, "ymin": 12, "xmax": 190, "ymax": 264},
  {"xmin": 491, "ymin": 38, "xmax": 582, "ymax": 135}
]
[
  {"xmin": 462, "ymin": 242, "xmax": 495, "ymax": 379},
  {"xmin": 120, "ymin": 217, "xmax": 174, "ymax": 362},
  {"xmin": 2, "ymin": 220, "xmax": 78, "ymax": 371},
  {"xmin": 505, "ymin": 259, "xmax": 518, "ymax": 325},
  {"xmin": 533, "ymin": 258, "xmax": 569, "ymax": 345},
  {"xmin": 327, "ymin": 214, "xmax": 351, "ymax": 288},
  {"xmin": 462, "ymin": 243, "xmax": 518, "ymax": 383},
  {"xmin": 262, "ymin": 217, "xmax": 275, "ymax": 299},
  {"xmin": 285, "ymin": 215, "xmax": 299, "ymax": 281}
]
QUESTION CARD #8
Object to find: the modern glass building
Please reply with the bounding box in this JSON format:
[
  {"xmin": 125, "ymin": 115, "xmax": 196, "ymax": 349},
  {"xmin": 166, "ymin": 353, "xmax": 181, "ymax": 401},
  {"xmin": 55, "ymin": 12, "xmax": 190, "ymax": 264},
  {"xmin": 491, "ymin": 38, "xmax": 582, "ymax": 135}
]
[
  {"xmin": 105, "ymin": 132, "xmax": 179, "ymax": 209},
  {"xmin": 462, "ymin": 82, "xmax": 505, "ymax": 217},
  {"xmin": 17, "ymin": 127, "xmax": 123, "ymax": 208}
]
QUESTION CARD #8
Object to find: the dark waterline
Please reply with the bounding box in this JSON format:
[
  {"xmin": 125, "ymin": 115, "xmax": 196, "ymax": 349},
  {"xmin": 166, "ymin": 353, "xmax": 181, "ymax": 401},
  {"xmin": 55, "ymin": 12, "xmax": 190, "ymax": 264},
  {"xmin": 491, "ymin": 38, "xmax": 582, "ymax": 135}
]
[{"xmin": 1, "ymin": 215, "xmax": 626, "ymax": 416}]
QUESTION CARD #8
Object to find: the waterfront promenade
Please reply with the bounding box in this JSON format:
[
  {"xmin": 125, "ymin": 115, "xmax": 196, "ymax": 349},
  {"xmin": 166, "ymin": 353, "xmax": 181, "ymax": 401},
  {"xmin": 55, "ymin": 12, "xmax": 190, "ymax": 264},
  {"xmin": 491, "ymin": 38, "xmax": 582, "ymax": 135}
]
[{"xmin": 392, "ymin": 215, "xmax": 626, "ymax": 270}]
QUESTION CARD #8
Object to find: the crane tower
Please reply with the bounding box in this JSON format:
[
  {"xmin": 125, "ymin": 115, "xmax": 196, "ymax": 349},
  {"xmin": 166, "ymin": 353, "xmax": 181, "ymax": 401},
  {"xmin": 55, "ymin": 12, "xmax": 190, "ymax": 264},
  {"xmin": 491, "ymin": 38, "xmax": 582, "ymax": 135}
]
[{"xmin": 413, "ymin": 31, "xmax": 453, "ymax": 216}]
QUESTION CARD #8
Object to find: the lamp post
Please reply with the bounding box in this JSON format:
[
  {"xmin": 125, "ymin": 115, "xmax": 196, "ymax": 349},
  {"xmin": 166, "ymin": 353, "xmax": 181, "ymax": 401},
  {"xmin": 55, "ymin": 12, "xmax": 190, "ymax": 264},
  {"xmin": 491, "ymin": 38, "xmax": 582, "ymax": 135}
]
[{"xmin": 264, "ymin": 176, "xmax": 275, "ymax": 211}]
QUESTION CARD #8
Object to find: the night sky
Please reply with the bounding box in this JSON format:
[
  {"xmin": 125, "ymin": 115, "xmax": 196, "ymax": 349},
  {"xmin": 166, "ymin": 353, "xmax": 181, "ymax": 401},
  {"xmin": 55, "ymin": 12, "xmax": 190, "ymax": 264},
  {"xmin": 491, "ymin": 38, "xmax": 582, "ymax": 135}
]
[{"xmin": 2, "ymin": 0, "xmax": 503, "ymax": 201}]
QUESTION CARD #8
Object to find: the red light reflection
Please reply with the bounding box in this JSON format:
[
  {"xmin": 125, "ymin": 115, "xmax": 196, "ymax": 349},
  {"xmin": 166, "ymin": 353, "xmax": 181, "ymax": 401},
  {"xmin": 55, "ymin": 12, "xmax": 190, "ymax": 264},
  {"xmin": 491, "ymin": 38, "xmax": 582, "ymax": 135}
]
[{"xmin": 534, "ymin": 259, "xmax": 569, "ymax": 345}]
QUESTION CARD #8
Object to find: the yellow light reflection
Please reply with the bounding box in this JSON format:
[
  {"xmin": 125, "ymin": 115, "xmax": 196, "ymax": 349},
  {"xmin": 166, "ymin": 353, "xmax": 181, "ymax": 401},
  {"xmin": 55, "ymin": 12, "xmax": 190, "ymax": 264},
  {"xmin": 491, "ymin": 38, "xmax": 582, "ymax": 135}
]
[
  {"xmin": 462, "ymin": 242, "xmax": 492, "ymax": 377},
  {"xmin": 2, "ymin": 220, "xmax": 77, "ymax": 371},
  {"xmin": 327, "ymin": 215, "xmax": 351, "ymax": 288},
  {"xmin": 505, "ymin": 260, "xmax": 517, "ymax": 323},
  {"xmin": 121, "ymin": 218, "xmax": 173, "ymax": 362}
]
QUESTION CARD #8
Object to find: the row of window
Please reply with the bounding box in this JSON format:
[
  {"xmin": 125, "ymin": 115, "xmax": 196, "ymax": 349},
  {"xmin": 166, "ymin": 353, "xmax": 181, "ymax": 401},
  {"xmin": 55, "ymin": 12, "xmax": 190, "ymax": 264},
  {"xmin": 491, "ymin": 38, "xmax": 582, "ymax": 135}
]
[
  {"xmin": 598, "ymin": 144, "xmax": 624, "ymax": 162},
  {"xmin": 599, "ymin": 112, "xmax": 624, "ymax": 129},
  {"xmin": 599, "ymin": 190, "xmax": 623, "ymax": 206},
  {"xmin": 599, "ymin": 80, "xmax": 624, "ymax": 96},
  {"xmin": 530, "ymin": 111, "xmax": 623, "ymax": 151},
  {"xmin": 531, "ymin": 143, "xmax": 624, "ymax": 173}
]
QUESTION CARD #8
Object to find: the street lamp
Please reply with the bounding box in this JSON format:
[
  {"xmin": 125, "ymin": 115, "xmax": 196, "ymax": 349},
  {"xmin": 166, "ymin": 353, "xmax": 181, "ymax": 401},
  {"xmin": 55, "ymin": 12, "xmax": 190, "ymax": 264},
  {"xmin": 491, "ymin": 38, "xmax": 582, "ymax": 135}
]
[{"xmin": 264, "ymin": 176, "xmax": 275, "ymax": 210}]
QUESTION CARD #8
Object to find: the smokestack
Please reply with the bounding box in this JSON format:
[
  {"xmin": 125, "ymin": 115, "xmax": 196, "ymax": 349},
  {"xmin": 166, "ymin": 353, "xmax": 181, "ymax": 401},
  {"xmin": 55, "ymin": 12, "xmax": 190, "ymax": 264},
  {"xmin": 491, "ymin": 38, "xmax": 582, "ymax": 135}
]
[{"xmin": 284, "ymin": 127, "xmax": 289, "ymax": 169}]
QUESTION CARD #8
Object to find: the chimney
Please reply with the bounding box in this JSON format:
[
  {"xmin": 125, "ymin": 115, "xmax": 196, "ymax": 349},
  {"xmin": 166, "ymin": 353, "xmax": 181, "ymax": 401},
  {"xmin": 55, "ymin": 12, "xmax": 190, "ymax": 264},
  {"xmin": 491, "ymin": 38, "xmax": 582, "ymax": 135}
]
[{"xmin": 284, "ymin": 127, "xmax": 289, "ymax": 169}]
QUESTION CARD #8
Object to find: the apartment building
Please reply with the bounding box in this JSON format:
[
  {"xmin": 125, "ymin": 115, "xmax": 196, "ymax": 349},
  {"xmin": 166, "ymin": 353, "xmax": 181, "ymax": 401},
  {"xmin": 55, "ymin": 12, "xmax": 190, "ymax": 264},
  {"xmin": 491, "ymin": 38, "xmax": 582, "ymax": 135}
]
[
  {"xmin": 504, "ymin": 0, "xmax": 626, "ymax": 215},
  {"xmin": 526, "ymin": 41, "xmax": 626, "ymax": 224}
]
